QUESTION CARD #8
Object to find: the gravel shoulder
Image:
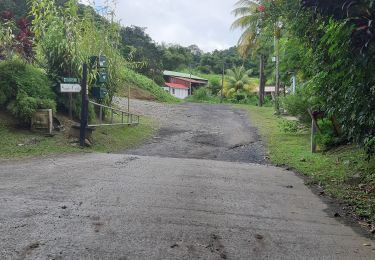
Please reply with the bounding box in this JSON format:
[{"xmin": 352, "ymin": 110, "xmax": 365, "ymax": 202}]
[{"xmin": 115, "ymin": 98, "xmax": 267, "ymax": 164}]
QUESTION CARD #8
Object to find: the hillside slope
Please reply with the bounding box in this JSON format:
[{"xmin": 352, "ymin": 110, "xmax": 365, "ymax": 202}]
[{"xmin": 122, "ymin": 68, "xmax": 179, "ymax": 103}]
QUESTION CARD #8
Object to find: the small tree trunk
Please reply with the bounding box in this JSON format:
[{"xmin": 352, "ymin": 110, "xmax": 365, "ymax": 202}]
[
  {"xmin": 259, "ymin": 55, "xmax": 265, "ymax": 107},
  {"xmin": 274, "ymin": 35, "xmax": 280, "ymax": 114}
]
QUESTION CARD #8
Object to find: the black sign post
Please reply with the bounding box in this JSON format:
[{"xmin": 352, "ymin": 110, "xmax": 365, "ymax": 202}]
[{"xmin": 80, "ymin": 63, "xmax": 88, "ymax": 147}]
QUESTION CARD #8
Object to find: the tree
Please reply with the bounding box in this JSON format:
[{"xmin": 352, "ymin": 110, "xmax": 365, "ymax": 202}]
[
  {"xmin": 120, "ymin": 26, "xmax": 164, "ymax": 85},
  {"xmin": 231, "ymin": 0, "xmax": 270, "ymax": 107},
  {"xmin": 223, "ymin": 66, "xmax": 254, "ymax": 97}
]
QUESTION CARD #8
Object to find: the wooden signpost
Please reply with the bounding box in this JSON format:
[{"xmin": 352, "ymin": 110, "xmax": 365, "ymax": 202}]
[{"xmin": 60, "ymin": 78, "xmax": 81, "ymax": 119}]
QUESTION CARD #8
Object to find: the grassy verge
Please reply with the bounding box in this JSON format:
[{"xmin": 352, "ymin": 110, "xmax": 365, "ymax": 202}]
[
  {"xmin": 0, "ymin": 112, "xmax": 156, "ymax": 158},
  {"xmin": 242, "ymin": 105, "xmax": 375, "ymax": 222}
]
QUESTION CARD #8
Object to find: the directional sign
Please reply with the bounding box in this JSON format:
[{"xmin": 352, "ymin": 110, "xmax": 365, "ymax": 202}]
[
  {"xmin": 62, "ymin": 77, "xmax": 79, "ymax": 83},
  {"xmin": 60, "ymin": 83, "xmax": 82, "ymax": 93}
]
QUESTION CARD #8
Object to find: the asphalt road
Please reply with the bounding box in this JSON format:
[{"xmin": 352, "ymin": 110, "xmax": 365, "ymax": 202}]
[
  {"xmin": 0, "ymin": 101, "xmax": 374, "ymax": 259},
  {"xmin": 116, "ymin": 99, "xmax": 266, "ymax": 164}
]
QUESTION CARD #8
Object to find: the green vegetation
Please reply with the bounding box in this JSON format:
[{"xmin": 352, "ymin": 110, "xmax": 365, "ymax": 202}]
[
  {"xmin": 185, "ymin": 88, "xmax": 220, "ymax": 103},
  {"xmin": 0, "ymin": 0, "xmax": 175, "ymax": 158},
  {"xmin": 232, "ymin": 0, "xmax": 375, "ymax": 157},
  {"xmin": 223, "ymin": 67, "xmax": 257, "ymax": 98},
  {"xmin": 244, "ymin": 105, "xmax": 375, "ymax": 221},
  {"xmin": 0, "ymin": 59, "xmax": 56, "ymax": 123},
  {"xmin": 122, "ymin": 68, "xmax": 180, "ymax": 103},
  {"xmin": 0, "ymin": 112, "xmax": 156, "ymax": 158}
]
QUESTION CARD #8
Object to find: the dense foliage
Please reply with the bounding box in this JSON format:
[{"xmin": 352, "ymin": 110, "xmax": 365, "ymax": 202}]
[
  {"xmin": 0, "ymin": 58, "xmax": 55, "ymax": 123},
  {"xmin": 119, "ymin": 25, "xmax": 262, "ymax": 80},
  {"xmin": 0, "ymin": 9, "xmax": 34, "ymax": 61},
  {"xmin": 223, "ymin": 66, "xmax": 256, "ymax": 98},
  {"xmin": 287, "ymin": 0, "xmax": 375, "ymax": 156},
  {"xmin": 233, "ymin": 0, "xmax": 375, "ymax": 156}
]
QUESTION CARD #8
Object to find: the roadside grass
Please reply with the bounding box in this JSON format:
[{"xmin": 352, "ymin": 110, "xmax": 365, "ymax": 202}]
[
  {"xmin": 241, "ymin": 105, "xmax": 375, "ymax": 222},
  {"xmin": 0, "ymin": 112, "xmax": 156, "ymax": 158},
  {"xmin": 185, "ymin": 95, "xmax": 221, "ymax": 104}
]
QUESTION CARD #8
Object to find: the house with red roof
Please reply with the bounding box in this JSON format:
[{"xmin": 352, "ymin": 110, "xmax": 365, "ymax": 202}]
[{"xmin": 163, "ymin": 70, "xmax": 208, "ymax": 99}]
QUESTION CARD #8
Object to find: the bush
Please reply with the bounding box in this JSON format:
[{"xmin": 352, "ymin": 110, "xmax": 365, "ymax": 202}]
[
  {"xmin": 315, "ymin": 119, "xmax": 343, "ymax": 151},
  {"xmin": 278, "ymin": 120, "xmax": 300, "ymax": 133},
  {"xmin": 282, "ymin": 93, "xmax": 310, "ymax": 124},
  {"xmin": 193, "ymin": 87, "xmax": 211, "ymax": 101},
  {"xmin": 281, "ymin": 85, "xmax": 321, "ymax": 124},
  {"xmin": 0, "ymin": 59, "xmax": 56, "ymax": 122}
]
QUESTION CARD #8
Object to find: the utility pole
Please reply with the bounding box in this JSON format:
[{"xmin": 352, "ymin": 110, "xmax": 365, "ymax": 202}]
[
  {"xmin": 221, "ymin": 61, "xmax": 225, "ymax": 103},
  {"xmin": 189, "ymin": 64, "xmax": 192, "ymax": 96},
  {"xmin": 259, "ymin": 55, "xmax": 265, "ymax": 107}
]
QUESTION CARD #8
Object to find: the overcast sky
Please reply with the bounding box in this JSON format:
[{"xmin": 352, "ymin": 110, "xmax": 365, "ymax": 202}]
[{"xmin": 81, "ymin": 0, "xmax": 242, "ymax": 52}]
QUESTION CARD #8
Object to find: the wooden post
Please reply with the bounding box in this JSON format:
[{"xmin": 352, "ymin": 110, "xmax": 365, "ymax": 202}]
[
  {"xmin": 99, "ymin": 106, "xmax": 103, "ymax": 124},
  {"xmin": 69, "ymin": 92, "xmax": 73, "ymax": 120},
  {"xmin": 80, "ymin": 63, "xmax": 88, "ymax": 147},
  {"xmin": 311, "ymin": 118, "xmax": 317, "ymax": 153},
  {"xmin": 308, "ymin": 108, "xmax": 318, "ymax": 153}
]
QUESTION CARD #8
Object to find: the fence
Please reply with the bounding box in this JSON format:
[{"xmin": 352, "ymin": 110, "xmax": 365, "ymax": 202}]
[{"xmin": 88, "ymin": 101, "xmax": 140, "ymax": 127}]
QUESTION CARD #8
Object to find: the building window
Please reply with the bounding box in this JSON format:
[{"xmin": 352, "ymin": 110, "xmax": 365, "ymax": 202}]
[{"xmin": 172, "ymin": 88, "xmax": 175, "ymax": 95}]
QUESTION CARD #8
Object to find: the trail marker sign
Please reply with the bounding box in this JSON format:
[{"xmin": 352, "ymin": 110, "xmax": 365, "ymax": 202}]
[{"xmin": 60, "ymin": 83, "xmax": 82, "ymax": 93}]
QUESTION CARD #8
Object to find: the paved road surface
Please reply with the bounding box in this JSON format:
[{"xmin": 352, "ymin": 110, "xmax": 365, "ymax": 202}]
[
  {"xmin": 116, "ymin": 99, "xmax": 266, "ymax": 164},
  {"xmin": 0, "ymin": 101, "xmax": 374, "ymax": 259}
]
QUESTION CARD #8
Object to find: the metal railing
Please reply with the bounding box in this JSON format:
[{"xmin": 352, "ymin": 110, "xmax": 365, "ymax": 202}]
[{"xmin": 88, "ymin": 101, "xmax": 140, "ymax": 127}]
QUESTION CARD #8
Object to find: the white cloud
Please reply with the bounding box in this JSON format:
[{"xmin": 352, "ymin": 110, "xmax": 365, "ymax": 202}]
[
  {"xmin": 81, "ymin": 0, "xmax": 242, "ymax": 52},
  {"xmin": 80, "ymin": 0, "xmax": 240, "ymax": 51}
]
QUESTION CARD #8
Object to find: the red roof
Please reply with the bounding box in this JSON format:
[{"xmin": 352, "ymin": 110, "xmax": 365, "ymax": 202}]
[{"xmin": 165, "ymin": 83, "xmax": 189, "ymax": 89}]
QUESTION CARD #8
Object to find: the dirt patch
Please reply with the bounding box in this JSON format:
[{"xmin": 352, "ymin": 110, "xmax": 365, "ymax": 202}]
[{"xmin": 192, "ymin": 133, "xmax": 224, "ymax": 147}]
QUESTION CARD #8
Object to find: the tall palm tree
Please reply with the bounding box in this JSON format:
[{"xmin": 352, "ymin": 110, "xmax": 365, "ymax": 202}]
[
  {"xmin": 231, "ymin": 0, "xmax": 268, "ymax": 106},
  {"xmin": 223, "ymin": 66, "xmax": 255, "ymax": 97}
]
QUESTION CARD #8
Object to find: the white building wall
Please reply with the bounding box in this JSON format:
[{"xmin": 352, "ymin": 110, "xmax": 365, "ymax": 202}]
[
  {"xmin": 162, "ymin": 86, "xmax": 189, "ymax": 99},
  {"xmin": 174, "ymin": 89, "xmax": 189, "ymax": 99}
]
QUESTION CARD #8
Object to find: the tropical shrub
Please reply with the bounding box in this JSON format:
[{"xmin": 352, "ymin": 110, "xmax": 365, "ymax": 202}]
[
  {"xmin": 192, "ymin": 88, "xmax": 211, "ymax": 101},
  {"xmin": 0, "ymin": 58, "xmax": 56, "ymax": 123},
  {"xmin": 29, "ymin": 0, "xmax": 130, "ymax": 114},
  {"xmin": 278, "ymin": 120, "xmax": 300, "ymax": 133},
  {"xmin": 315, "ymin": 119, "xmax": 344, "ymax": 151},
  {"xmin": 0, "ymin": 10, "xmax": 34, "ymax": 61},
  {"xmin": 223, "ymin": 66, "xmax": 256, "ymax": 98}
]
